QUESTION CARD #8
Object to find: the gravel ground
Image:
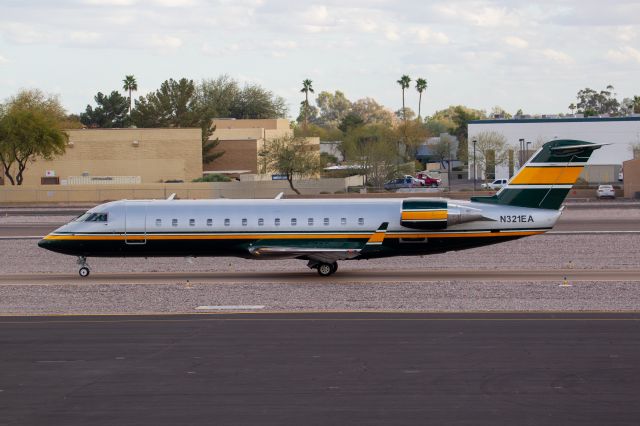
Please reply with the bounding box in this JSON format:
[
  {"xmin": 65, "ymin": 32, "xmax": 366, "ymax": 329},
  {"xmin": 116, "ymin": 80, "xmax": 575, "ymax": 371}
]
[
  {"xmin": 0, "ymin": 207, "xmax": 638, "ymax": 314},
  {"xmin": 1, "ymin": 281, "xmax": 640, "ymax": 315}
]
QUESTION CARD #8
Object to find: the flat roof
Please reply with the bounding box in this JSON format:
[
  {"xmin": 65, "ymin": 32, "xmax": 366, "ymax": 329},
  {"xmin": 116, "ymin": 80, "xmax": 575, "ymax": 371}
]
[{"xmin": 470, "ymin": 116, "xmax": 640, "ymax": 124}]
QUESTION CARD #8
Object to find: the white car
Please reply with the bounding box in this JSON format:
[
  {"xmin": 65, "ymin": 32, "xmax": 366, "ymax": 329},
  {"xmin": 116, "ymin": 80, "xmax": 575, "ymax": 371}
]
[
  {"xmin": 481, "ymin": 179, "xmax": 508, "ymax": 190},
  {"xmin": 596, "ymin": 185, "xmax": 615, "ymax": 199}
]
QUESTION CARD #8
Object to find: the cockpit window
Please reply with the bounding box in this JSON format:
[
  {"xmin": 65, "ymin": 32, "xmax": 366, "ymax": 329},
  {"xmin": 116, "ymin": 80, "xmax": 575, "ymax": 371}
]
[{"xmin": 75, "ymin": 212, "xmax": 108, "ymax": 222}]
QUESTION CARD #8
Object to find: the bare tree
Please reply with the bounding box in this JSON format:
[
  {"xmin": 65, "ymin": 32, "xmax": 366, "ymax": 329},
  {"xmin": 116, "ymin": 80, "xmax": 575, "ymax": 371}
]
[
  {"xmin": 258, "ymin": 135, "xmax": 321, "ymax": 194},
  {"xmin": 473, "ymin": 131, "xmax": 508, "ymax": 182}
]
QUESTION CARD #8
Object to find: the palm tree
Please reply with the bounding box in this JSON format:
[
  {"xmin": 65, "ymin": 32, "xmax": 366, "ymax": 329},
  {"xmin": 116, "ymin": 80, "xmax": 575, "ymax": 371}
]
[
  {"xmin": 569, "ymin": 103, "xmax": 576, "ymax": 115},
  {"xmin": 415, "ymin": 78, "xmax": 428, "ymax": 119},
  {"xmin": 122, "ymin": 75, "xmax": 138, "ymax": 115},
  {"xmin": 300, "ymin": 79, "xmax": 314, "ymax": 134},
  {"xmin": 397, "ymin": 75, "xmax": 411, "ymax": 122},
  {"xmin": 633, "ymin": 96, "xmax": 640, "ymax": 114}
]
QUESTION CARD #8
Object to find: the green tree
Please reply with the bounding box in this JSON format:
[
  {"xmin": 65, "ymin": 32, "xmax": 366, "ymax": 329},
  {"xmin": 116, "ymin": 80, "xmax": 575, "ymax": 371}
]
[
  {"xmin": 80, "ymin": 91, "xmax": 130, "ymax": 128},
  {"xmin": 575, "ymin": 85, "xmax": 620, "ymax": 116},
  {"xmin": 258, "ymin": 135, "xmax": 321, "ymax": 194},
  {"xmin": 195, "ymin": 75, "xmax": 288, "ymax": 119},
  {"xmin": 315, "ymin": 90, "xmax": 352, "ymax": 127},
  {"xmin": 230, "ymin": 83, "xmax": 288, "ymax": 119},
  {"xmin": 396, "ymin": 75, "xmax": 411, "ymax": 122},
  {"xmin": 300, "ymin": 79, "xmax": 314, "ymax": 134},
  {"xmin": 132, "ymin": 78, "xmax": 199, "ymax": 127},
  {"xmin": 631, "ymin": 96, "xmax": 640, "ymax": 114},
  {"xmin": 0, "ymin": 90, "xmax": 68, "ymax": 185},
  {"xmin": 202, "ymin": 122, "xmax": 224, "ymax": 164},
  {"xmin": 338, "ymin": 112, "xmax": 365, "ymax": 133},
  {"xmin": 568, "ymin": 103, "xmax": 576, "ymax": 114},
  {"xmin": 351, "ymin": 97, "xmax": 396, "ymax": 126},
  {"xmin": 415, "ymin": 78, "xmax": 427, "ymax": 119},
  {"xmin": 427, "ymin": 105, "xmax": 486, "ymax": 162},
  {"xmin": 342, "ymin": 124, "xmax": 403, "ymax": 187},
  {"xmin": 122, "ymin": 75, "xmax": 137, "ymax": 115}
]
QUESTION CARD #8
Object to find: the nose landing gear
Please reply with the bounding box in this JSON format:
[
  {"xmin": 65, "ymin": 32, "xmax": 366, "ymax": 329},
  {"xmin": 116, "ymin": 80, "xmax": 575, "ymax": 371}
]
[{"xmin": 77, "ymin": 256, "xmax": 90, "ymax": 277}]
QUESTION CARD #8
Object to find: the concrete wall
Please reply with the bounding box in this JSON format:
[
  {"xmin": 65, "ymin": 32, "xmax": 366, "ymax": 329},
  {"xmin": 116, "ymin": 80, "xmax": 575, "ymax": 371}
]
[
  {"xmin": 0, "ymin": 177, "xmax": 363, "ymax": 204},
  {"xmin": 623, "ymin": 158, "xmax": 640, "ymax": 198},
  {"xmin": 18, "ymin": 128, "xmax": 202, "ymax": 185}
]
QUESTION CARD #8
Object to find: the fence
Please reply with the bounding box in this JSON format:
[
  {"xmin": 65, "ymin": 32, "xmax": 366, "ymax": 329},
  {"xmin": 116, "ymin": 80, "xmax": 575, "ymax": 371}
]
[{"xmin": 0, "ymin": 176, "xmax": 365, "ymax": 204}]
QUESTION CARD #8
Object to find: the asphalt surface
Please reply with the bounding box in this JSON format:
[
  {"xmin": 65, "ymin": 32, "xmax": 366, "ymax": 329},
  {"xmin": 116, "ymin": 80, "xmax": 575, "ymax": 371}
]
[
  {"xmin": 0, "ymin": 312, "xmax": 639, "ymax": 426},
  {"xmin": 0, "ymin": 217, "xmax": 639, "ymax": 238},
  {"xmin": 2, "ymin": 268, "xmax": 639, "ymax": 285}
]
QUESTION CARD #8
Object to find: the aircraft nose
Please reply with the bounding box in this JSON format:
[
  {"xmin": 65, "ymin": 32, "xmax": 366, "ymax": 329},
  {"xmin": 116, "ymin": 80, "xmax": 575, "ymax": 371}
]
[{"xmin": 38, "ymin": 237, "xmax": 51, "ymax": 250}]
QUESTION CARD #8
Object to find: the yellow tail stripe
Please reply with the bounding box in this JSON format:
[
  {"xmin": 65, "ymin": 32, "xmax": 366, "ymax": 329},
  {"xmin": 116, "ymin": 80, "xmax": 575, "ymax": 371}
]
[
  {"xmin": 511, "ymin": 166, "xmax": 583, "ymax": 185},
  {"xmin": 401, "ymin": 210, "xmax": 448, "ymax": 221}
]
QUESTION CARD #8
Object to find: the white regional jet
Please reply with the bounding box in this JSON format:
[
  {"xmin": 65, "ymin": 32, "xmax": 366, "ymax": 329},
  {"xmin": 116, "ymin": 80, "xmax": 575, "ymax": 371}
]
[{"xmin": 39, "ymin": 139, "xmax": 602, "ymax": 277}]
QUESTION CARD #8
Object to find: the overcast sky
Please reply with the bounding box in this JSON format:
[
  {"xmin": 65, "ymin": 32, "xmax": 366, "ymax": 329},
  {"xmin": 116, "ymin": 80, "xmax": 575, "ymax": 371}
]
[{"xmin": 1, "ymin": 0, "xmax": 639, "ymax": 118}]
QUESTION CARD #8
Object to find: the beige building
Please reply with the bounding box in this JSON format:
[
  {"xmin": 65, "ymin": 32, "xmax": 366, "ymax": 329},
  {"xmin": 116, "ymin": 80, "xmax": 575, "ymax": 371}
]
[
  {"xmin": 623, "ymin": 158, "xmax": 640, "ymax": 199},
  {"xmin": 5, "ymin": 128, "xmax": 202, "ymax": 186},
  {"xmin": 205, "ymin": 119, "xmax": 319, "ymax": 175}
]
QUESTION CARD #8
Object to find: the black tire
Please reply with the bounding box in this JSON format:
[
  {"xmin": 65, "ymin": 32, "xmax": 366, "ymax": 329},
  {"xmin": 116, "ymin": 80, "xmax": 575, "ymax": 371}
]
[
  {"xmin": 79, "ymin": 267, "xmax": 90, "ymax": 278},
  {"xmin": 317, "ymin": 263, "xmax": 334, "ymax": 277}
]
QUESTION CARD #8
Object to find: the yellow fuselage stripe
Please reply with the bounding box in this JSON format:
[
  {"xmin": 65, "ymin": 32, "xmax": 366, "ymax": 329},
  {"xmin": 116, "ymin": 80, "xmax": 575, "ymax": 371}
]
[
  {"xmin": 401, "ymin": 210, "xmax": 448, "ymax": 221},
  {"xmin": 510, "ymin": 166, "xmax": 583, "ymax": 185}
]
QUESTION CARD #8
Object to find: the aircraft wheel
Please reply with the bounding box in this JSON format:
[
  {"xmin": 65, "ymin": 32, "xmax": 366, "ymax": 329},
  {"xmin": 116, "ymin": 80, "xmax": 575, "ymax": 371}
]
[
  {"xmin": 317, "ymin": 263, "xmax": 334, "ymax": 277},
  {"xmin": 79, "ymin": 267, "xmax": 90, "ymax": 278}
]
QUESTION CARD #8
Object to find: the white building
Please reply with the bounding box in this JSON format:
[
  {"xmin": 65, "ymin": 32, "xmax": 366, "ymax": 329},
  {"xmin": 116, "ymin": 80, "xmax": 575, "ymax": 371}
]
[{"xmin": 468, "ymin": 116, "xmax": 640, "ymax": 181}]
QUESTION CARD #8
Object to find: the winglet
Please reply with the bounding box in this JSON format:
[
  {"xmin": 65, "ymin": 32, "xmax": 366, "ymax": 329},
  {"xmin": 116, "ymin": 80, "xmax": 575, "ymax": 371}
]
[{"xmin": 365, "ymin": 222, "xmax": 389, "ymax": 246}]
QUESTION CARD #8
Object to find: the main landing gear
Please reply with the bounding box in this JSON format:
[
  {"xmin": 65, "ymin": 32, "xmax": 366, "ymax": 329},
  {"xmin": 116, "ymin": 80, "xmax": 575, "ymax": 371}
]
[
  {"xmin": 309, "ymin": 261, "xmax": 339, "ymax": 277},
  {"xmin": 77, "ymin": 256, "xmax": 90, "ymax": 277}
]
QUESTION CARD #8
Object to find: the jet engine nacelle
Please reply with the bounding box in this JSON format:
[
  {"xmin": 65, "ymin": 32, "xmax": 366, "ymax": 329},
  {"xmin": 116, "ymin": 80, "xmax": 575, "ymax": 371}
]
[{"xmin": 400, "ymin": 199, "xmax": 487, "ymax": 230}]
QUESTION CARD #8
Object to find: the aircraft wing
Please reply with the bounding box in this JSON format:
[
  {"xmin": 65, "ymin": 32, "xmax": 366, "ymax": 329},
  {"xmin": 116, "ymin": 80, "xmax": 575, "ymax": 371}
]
[{"xmin": 247, "ymin": 222, "xmax": 390, "ymax": 262}]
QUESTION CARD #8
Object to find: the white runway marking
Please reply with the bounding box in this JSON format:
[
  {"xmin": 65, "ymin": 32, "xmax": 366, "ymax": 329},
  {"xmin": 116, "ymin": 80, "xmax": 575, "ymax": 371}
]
[{"xmin": 195, "ymin": 305, "xmax": 265, "ymax": 311}]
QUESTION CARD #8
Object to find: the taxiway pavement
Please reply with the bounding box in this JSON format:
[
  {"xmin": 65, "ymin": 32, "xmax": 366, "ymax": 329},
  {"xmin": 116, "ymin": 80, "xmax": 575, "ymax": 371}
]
[{"xmin": 1, "ymin": 312, "xmax": 639, "ymax": 426}]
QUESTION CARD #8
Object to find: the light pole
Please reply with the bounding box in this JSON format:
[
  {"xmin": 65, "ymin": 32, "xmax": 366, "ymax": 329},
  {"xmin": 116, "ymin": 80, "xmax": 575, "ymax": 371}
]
[
  {"xmin": 472, "ymin": 138, "xmax": 477, "ymax": 191},
  {"xmin": 526, "ymin": 141, "xmax": 532, "ymax": 163},
  {"xmin": 518, "ymin": 138, "xmax": 525, "ymax": 168}
]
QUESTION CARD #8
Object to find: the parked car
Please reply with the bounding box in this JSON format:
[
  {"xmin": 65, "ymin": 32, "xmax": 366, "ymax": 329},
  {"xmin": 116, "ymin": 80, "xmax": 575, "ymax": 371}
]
[
  {"xmin": 384, "ymin": 177, "xmax": 423, "ymax": 190},
  {"xmin": 481, "ymin": 179, "xmax": 508, "ymax": 190},
  {"xmin": 415, "ymin": 172, "xmax": 441, "ymax": 187},
  {"xmin": 596, "ymin": 184, "xmax": 615, "ymax": 199},
  {"xmin": 403, "ymin": 175, "xmax": 425, "ymax": 186}
]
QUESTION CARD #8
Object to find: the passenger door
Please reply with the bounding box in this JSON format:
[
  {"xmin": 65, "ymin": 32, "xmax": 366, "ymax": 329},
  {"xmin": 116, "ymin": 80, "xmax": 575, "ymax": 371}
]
[{"xmin": 124, "ymin": 202, "xmax": 147, "ymax": 244}]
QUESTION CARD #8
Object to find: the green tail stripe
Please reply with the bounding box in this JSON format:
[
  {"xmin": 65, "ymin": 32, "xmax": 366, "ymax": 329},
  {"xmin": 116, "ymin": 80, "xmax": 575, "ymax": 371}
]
[{"xmin": 530, "ymin": 139, "xmax": 601, "ymax": 163}]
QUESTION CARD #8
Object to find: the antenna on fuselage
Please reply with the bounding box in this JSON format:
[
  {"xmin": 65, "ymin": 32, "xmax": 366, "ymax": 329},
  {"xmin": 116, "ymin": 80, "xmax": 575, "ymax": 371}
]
[
  {"xmin": 167, "ymin": 193, "xmax": 177, "ymax": 200},
  {"xmin": 274, "ymin": 192, "xmax": 284, "ymax": 200}
]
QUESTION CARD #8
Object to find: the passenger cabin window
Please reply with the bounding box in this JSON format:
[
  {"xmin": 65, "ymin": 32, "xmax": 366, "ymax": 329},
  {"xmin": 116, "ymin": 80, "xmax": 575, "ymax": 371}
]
[
  {"xmin": 242, "ymin": 218, "xmax": 247, "ymax": 226},
  {"xmin": 358, "ymin": 217, "xmax": 364, "ymax": 226},
  {"xmin": 308, "ymin": 218, "xmax": 314, "ymax": 226},
  {"xmin": 155, "ymin": 219, "xmax": 162, "ymax": 227},
  {"xmin": 172, "ymin": 219, "xmax": 178, "ymax": 227},
  {"xmin": 224, "ymin": 218, "xmax": 230, "ymax": 227},
  {"xmin": 341, "ymin": 217, "xmax": 347, "ymax": 225},
  {"xmin": 206, "ymin": 219, "xmax": 213, "ymax": 227},
  {"xmin": 275, "ymin": 218, "xmax": 281, "ymax": 226},
  {"xmin": 189, "ymin": 219, "xmax": 195, "ymax": 227},
  {"xmin": 291, "ymin": 218, "xmax": 297, "ymax": 226},
  {"xmin": 324, "ymin": 218, "xmax": 329, "ymax": 226},
  {"xmin": 258, "ymin": 218, "xmax": 264, "ymax": 226}
]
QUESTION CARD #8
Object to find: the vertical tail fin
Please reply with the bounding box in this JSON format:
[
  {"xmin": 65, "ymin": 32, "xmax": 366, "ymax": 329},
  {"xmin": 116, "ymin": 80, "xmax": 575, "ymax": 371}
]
[{"xmin": 472, "ymin": 139, "xmax": 605, "ymax": 210}]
